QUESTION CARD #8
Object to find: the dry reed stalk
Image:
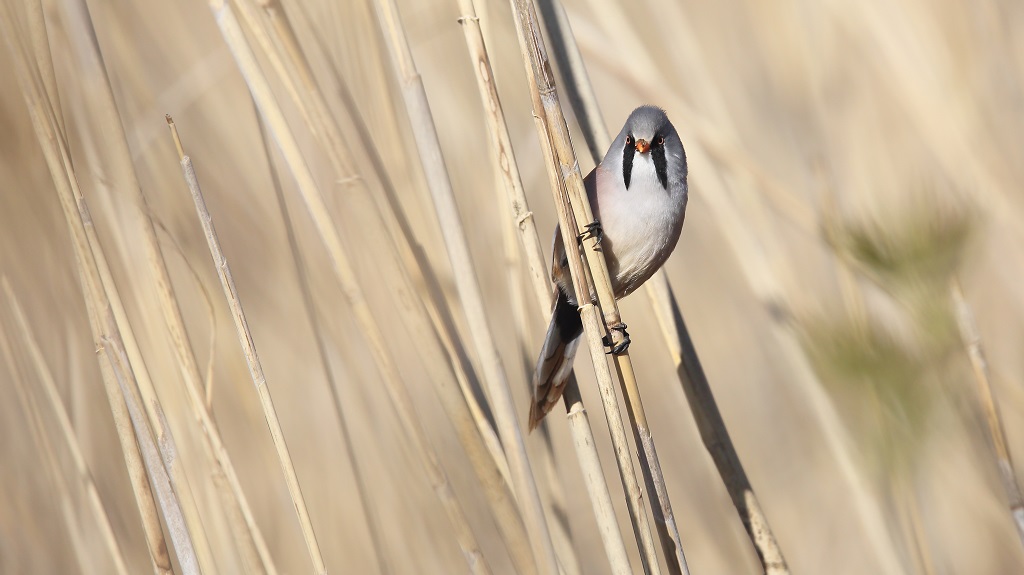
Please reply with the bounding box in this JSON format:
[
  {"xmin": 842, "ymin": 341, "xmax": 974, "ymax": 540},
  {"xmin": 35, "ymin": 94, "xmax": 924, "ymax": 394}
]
[
  {"xmin": 484, "ymin": 128, "xmax": 581, "ymax": 575},
  {"xmin": 204, "ymin": 2, "xmax": 504, "ymax": 571},
  {"xmin": 372, "ymin": 1, "xmax": 566, "ymax": 573},
  {"xmin": 507, "ymin": 0, "xmax": 690, "ymax": 573},
  {"xmin": 230, "ymin": 8, "xmax": 544, "ymax": 568},
  {"xmin": 102, "ymin": 335, "xmax": 201, "ymax": 575},
  {"xmin": 0, "ymin": 312, "xmax": 88, "ymax": 573},
  {"xmin": 256, "ymin": 113, "xmax": 392, "ymax": 574},
  {"xmin": 226, "ymin": 9, "xmax": 543, "ymax": 573},
  {"xmin": 950, "ymin": 279, "xmax": 1024, "ymax": 548},
  {"xmin": 25, "ymin": 0, "xmax": 64, "ymax": 138},
  {"xmin": 167, "ymin": 117, "xmax": 327, "ymax": 575},
  {"xmin": 1, "ymin": 7, "xmax": 189, "ymax": 572},
  {"xmin": 26, "ymin": 2, "xmax": 222, "ymax": 570},
  {"xmin": 454, "ymin": 2, "xmax": 631, "ymax": 573},
  {"xmin": 55, "ymin": 1, "xmax": 269, "ymax": 570},
  {"xmin": 247, "ymin": 5, "xmax": 531, "ymax": 540},
  {"xmin": 534, "ymin": 2, "xmax": 790, "ymax": 570},
  {"xmin": 1, "ymin": 278, "xmax": 130, "ymax": 575},
  {"xmin": 61, "ymin": 5, "xmax": 295, "ymax": 569}
]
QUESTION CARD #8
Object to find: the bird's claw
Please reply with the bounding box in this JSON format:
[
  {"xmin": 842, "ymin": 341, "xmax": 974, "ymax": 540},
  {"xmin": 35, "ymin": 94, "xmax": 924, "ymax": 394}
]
[
  {"xmin": 577, "ymin": 221, "xmax": 603, "ymax": 246},
  {"xmin": 602, "ymin": 323, "xmax": 630, "ymax": 355}
]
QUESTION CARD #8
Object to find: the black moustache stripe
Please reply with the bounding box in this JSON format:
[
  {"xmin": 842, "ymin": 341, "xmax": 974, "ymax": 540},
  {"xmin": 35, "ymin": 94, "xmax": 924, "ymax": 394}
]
[
  {"xmin": 652, "ymin": 140, "xmax": 668, "ymax": 189},
  {"xmin": 622, "ymin": 138, "xmax": 635, "ymax": 189}
]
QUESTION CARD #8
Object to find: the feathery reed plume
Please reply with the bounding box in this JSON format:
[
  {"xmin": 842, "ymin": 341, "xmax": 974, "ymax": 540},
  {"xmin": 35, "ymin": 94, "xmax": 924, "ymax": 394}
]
[
  {"xmin": 950, "ymin": 279, "xmax": 1024, "ymax": 548},
  {"xmin": 1, "ymin": 6, "xmax": 197, "ymax": 571},
  {"xmin": 506, "ymin": 1, "xmax": 690, "ymax": 572},
  {"xmin": 167, "ymin": 116, "xmax": 327, "ymax": 574},
  {"xmin": 1, "ymin": 278, "xmax": 130, "ymax": 575},
  {"xmin": 255, "ymin": 112, "xmax": 392, "ymax": 574},
  {"xmin": 535, "ymin": 2, "xmax": 790, "ymax": 570},
  {"xmin": 454, "ymin": 1, "xmax": 631, "ymax": 573},
  {"xmin": 197, "ymin": 3, "xmax": 498, "ymax": 569},
  {"xmin": 371, "ymin": 1, "xmax": 563, "ymax": 573}
]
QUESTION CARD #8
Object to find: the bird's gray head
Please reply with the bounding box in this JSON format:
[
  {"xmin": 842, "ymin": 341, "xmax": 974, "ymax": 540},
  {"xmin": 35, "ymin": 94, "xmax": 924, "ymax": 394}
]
[{"xmin": 605, "ymin": 105, "xmax": 687, "ymax": 193}]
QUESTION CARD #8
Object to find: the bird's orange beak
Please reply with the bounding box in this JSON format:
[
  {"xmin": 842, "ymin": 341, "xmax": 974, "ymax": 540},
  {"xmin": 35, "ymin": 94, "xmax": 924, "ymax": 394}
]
[{"xmin": 635, "ymin": 138, "xmax": 650, "ymax": 154}]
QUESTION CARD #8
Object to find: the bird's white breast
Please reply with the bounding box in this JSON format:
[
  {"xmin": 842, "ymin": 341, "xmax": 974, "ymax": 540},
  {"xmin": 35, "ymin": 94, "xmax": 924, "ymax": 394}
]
[{"xmin": 591, "ymin": 155, "xmax": 686, "ymax": 298}]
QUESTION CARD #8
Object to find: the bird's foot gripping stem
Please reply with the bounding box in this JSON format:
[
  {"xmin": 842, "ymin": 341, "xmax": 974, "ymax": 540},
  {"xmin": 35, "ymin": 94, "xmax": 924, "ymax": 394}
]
[
  {"xmin": 602, "ymin": 323, "xmax": 630, "ymax": 355},
  {"xmin": 577, "ymin": 221, "xmax": 603, "ymax": 246}
]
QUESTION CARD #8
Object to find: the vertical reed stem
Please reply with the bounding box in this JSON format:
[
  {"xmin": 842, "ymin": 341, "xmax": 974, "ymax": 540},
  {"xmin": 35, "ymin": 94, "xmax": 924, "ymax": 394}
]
[
  {"xmin": 168, "ymin": 117, "xmax": 327, "ymax": 575},
  {"xmin": 951, "ymin": 279, "xmax": 1024, "ymax": 548}
]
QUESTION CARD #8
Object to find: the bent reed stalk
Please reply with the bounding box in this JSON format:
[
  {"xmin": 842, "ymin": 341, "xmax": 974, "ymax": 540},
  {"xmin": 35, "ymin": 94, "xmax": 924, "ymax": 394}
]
[{"xmin": 167, "ymin": 116, "xmax": 327, "ymax": 575}]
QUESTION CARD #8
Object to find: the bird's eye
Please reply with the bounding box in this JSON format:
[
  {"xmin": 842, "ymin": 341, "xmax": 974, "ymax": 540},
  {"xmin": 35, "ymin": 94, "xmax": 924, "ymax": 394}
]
[
  {"xmin": 625, "ymin": 135, "xmax": 633, "ymax": 146},
  {"xmin": 656, "ymin": 136, "xmax": 665, "ymax": 146}
]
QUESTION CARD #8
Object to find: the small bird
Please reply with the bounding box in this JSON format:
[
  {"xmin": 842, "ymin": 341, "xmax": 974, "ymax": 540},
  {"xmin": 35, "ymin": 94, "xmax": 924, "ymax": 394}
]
[{"xmin": 529, "ymin": 105, "xmax": 688, "ymax": 430}]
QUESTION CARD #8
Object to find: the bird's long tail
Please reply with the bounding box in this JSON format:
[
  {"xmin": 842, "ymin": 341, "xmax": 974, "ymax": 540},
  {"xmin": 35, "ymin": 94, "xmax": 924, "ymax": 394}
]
[{"xmin": 529, "ymin": 288, "xmax": 583, "ymax": 431}]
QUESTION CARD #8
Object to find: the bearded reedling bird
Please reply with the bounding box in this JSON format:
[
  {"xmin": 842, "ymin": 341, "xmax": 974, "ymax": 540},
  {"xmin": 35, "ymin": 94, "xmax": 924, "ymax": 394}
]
[{"xmin": 529, "ymin": 105, "xmax": 688, "ymax": 431}]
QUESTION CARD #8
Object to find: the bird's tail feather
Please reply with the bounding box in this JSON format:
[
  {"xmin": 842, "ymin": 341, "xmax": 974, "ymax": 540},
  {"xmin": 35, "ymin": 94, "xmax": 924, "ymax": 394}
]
[{"xmin": 529, "ymin": 288, "xmax": 583, "ymax": 431}]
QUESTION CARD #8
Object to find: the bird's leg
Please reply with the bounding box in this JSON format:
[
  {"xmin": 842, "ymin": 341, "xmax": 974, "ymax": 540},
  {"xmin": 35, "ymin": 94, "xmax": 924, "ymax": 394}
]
[
  {"xmin": 602, "ymin": 323, "xmax": 630, "ymax": 355},
  {"xmin": 577, "ymin": 220, "xmax": 603, "ymax": 246}
]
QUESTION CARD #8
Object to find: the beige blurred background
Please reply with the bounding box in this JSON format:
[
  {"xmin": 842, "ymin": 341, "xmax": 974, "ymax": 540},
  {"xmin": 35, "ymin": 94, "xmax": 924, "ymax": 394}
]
[{"xmin": 2, "ymin": 0, "xmax": 1024, "ymax": 573}]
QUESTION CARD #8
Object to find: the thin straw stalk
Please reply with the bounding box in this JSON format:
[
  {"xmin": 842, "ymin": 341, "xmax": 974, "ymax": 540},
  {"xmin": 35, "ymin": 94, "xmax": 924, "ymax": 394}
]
[
  {"xmin": 102, "ymin": 335, "xmax": 202, "ymax": 575},
  {"xmin": 0, "ymin": 310, "xmax": 93, "ymax": 573},
  {"xmin": 454, "ymin": 3, "xmax": 630, "ymax": 574},
  {"xmin": 56, "ymin": 0, "xmax": 270, "ymax": 570},
  {"xmin": 203, "ymin": 2, "xmax": 498, "ymax": 571},
  {"xmin": 1, "ymin": 10, "xmax": 183, "ymax": 572},
  {"xmin": 226, "ymin": 7, "xmax": 540, "ymax": 572},
  {"xmin": 23, "ymin": 3, "xmax": 218, "ymax": 570},
  {"xmin": 372, "ymin": 1, "xmax": 562, "ymax": 573},
  {"xmin": 256, "ymin": 113, "xmax": 392, "ymax": 574},
  {"xmin": 1, "ymin": 278, "xmax": 130, "ymax": 575},
  {"xmin": 167, "ymin": 118, "xmax": 327, "ymax": 575},
  {"xmin": 950, "ymin": 279, "xmax": 1024, "ymax": 548},
  {"xmin": 530, "ymin": 84, "xmax": 663, "ymax": 575},
  {"xmin": 536, "ymin": 2, "xmax": 790, "ymax": 570},
  {"xmin": 506, "ymin": 1, "xmax": 691, "ymax": 573}
]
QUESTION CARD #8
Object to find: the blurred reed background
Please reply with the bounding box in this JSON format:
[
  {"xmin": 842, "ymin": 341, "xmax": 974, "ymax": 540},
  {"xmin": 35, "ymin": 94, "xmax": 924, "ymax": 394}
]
[{"xmin": 2, "ymin": 0, "xmax": 1024, "ymax": 573}]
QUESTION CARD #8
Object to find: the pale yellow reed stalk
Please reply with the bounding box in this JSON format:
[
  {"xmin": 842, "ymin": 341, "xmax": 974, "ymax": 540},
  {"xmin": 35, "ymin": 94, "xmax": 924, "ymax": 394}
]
[
  {"xmin": 1, "ymin": 278, "xmax": 130, "ymax": 575},
  {"xmin": 455, "ymin": 2, "xmax": 631, "ymax": 573},
  {"xmin": 167, "ymin": 117, "xmax": 327, "ymax": 575},
  {"xmin": 226, "ymin": 5, "xmax": 543, "ymax": 572},
  {"xmin": 1, "ymin": 7, "xmax": 190, "ymax": 572},
  {"xmin": 372, "ymin": 1, "xmax": 565, "ymax": 573},
  {"xmin": 951, "ymin": 279, "xmax": 1024, "ymax": 548},
  {"xmin": 205, "ymin": 1, "xmax": 503, "ymax": 571},
  {"xmin": 506, "ymin": 1, "xmax": 692, "ymax": 573},
  {"xmin": 0, "ymin": 313, "xmax": 88, "ymax": 573},
  {"xmin": 256, "ymin": 113, "xmax": 392, "ymax": 574},
  {"xmin": 54, "ymin": 0, "xmax": 270, "ymax": 570}
]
